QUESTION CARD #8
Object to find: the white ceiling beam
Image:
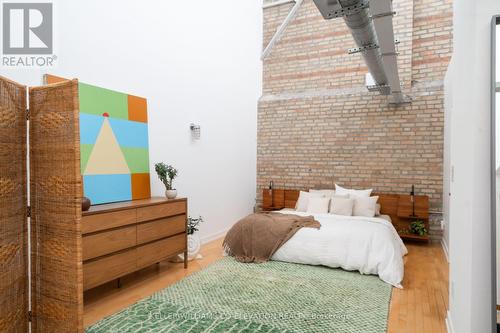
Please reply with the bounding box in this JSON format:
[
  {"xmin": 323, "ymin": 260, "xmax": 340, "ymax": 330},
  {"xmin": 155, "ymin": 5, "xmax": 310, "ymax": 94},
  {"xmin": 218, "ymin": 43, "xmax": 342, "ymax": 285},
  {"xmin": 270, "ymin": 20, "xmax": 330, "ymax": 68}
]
[
  {"xmin": 261, "ymin": 0, "xmax": 303, "ymax": 60},
  {"xmin": 263, "ymin": 0, "xmax": 295, "ymax": 9}
]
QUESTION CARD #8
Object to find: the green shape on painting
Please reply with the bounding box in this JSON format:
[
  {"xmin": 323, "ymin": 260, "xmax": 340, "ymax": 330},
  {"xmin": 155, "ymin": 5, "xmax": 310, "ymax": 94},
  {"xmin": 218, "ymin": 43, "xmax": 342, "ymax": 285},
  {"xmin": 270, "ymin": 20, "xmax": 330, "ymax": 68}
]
[
  {"xmin": 79, "ymin": 83, "xmax": 128, "ymax": 120},
  {"xmin": 81, "ymin": 144, "xmax": 93, "ymax": 172},
  {"xmin": 121, "ymin": 147, "xmax": 150, "ymax": 173}
]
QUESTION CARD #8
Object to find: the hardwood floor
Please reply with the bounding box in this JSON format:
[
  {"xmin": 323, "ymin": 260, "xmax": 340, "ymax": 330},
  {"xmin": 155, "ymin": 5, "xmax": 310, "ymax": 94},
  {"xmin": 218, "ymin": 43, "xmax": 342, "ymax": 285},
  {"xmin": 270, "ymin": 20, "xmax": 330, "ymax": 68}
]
[
  {"xmin": 84, "ymin": 239, "xmax": 449, "ymax": 332},
  {"xmin": 387, "ymin": 243, "xmax": 449, "ymax": 333}
]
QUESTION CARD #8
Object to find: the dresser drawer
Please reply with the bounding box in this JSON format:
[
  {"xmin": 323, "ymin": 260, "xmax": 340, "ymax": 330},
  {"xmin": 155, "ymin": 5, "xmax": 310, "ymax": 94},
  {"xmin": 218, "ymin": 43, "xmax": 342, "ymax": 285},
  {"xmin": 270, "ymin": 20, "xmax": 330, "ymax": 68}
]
[
  {"xmin": 137, "ymin": 215, "xmax": 186, "ymax": 245},
  {"xmin": 136, "ymin": 234, "xmax": 186, "ymax": 269},
  {"xmin": 136, "ymin": 201, "xmax": 185, "ymax": 222},
  {"xmin": 83, "ymin": 248, "xmax": 137, "ymax": 290},
  {"xmin": 82, "ymin": 209, "xmax": 136, "ymax": 234},
  {"xmin": 82, "ymin": 226, "xmax": 137, "ymax": 261}
]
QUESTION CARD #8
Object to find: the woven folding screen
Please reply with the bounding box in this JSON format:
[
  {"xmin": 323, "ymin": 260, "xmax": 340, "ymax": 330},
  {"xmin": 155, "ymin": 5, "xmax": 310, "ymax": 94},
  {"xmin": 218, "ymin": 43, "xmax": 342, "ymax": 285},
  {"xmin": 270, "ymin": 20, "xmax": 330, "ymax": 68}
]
[
  {"xmin": 0, "ymin": 76, "xmax": 28, "ymax": 332},
  {"xmin": 29, "ymin": 80, "xmax": 83, "ymax": 332}
]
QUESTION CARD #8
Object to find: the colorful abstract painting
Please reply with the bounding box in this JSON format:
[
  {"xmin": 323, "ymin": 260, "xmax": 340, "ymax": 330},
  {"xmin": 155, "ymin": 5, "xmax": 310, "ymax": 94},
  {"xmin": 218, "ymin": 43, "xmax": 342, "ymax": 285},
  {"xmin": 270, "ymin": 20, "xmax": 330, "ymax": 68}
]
[{"xmin": 46, "ymin": 75, "xmax": 151, "ymax": 205}]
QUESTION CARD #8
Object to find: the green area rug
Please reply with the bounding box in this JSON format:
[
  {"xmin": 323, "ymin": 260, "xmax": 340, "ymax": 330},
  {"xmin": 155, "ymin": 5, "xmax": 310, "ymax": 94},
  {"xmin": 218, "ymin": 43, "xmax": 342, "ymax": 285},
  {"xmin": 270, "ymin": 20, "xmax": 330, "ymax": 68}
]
[{"xmin": 86, "ymin": 258, "xmax": 392, "ymax": 333}]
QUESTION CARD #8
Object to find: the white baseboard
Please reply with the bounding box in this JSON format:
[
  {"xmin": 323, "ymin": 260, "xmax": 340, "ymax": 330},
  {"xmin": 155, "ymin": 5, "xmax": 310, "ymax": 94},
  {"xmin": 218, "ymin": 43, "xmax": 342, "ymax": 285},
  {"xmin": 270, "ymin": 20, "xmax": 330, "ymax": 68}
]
[
  {"xmin": 445, "ymin": 311, "xmax": 455, "ymax": 333},
  {"xmin": 441, "ymin": 238, "xmax": 450, "ymax": 263},
  {"xmin": 200, "ymin": 228, "xmax": 229, "ymax": 245}
]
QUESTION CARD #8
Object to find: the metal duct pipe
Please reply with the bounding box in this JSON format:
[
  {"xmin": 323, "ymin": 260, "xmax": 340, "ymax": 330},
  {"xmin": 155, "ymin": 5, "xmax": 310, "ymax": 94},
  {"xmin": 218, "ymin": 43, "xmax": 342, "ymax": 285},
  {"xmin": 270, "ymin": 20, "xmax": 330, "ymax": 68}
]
[
  {"xmin": 313, "ymin": 0, "xmax": 408, "ymax": 103},
  {"xmin": 339, "ymin": 0, "xmax": 388, "ymax": 87}
]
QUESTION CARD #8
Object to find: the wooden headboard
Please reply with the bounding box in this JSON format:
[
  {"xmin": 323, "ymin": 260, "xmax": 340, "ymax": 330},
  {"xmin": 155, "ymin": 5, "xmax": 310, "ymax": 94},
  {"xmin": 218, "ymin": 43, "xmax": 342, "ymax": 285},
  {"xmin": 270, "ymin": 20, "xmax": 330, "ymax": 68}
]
[
  {"xmin": 262, "ymin": 189, "xmax": 430, "ymax": 242},
  {"xmin": 263, "ymin": 189, "xmax": 398, "ymax": 214},
  {"xmin": 373, "ymin": 193, "xmax": 399, "ymax": 217},
  {"xmin": 262, "ymin": 189, "xmax": 300, "ymax": 209}
]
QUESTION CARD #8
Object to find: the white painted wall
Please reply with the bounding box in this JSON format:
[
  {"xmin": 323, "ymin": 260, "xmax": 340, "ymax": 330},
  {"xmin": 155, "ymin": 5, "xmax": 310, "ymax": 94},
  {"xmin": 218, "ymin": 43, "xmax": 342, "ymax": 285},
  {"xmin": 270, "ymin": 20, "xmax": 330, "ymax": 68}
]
[
  {"xmin": 2, "ymin": 0, "xmax": 263, "ymax": 243},
  {"xmin": 497, "ymin": 25, "xmax": 500, "ymax": 310},
  {"xmin": 445, "ymin": 1, "xmax": 500, "ymax": 332},
  {"xmin": 442, "ymin": 58, "xmax": 452, "ymax": 261}
]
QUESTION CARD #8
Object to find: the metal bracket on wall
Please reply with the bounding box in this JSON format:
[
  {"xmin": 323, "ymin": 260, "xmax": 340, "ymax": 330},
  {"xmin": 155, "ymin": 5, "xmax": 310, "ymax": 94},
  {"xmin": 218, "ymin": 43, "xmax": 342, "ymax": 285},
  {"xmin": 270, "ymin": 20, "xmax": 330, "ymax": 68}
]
[
  {"xmin": 325, "ymin": 0, "xmax": 369, "ymax": 19},
  {"xmin": 381, "ymin": 52, "xmax": 400, "ymax": 57},
  {"xmin": 371, "ymin": 11, "xmax": 396, "ymax": 19},
  {"xmin": 348, "ymin": 39, "xmax": 400, "ymax": 54},
  {"xmin": 348, "ymin": 43, "xmax": 380, "ymax": 54},
  {"xmin": 368, "ymin": 81, "xmax": 405, "ymax": 95},
  {"xmin": 366, "ymin": 84, "xmax": 391, "ymax": 95},
  {"xmin": 388, "ymin": 94, "xmax": 412, "ymax": 104}
]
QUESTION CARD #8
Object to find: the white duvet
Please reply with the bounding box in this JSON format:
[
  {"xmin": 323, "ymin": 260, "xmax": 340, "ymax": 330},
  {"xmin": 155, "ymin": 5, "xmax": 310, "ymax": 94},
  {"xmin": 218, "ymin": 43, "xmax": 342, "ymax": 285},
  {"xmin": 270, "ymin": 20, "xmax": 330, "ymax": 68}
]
[{"xmin": 271, "ymin": 209, "xmax": 408, "ymax": 288}]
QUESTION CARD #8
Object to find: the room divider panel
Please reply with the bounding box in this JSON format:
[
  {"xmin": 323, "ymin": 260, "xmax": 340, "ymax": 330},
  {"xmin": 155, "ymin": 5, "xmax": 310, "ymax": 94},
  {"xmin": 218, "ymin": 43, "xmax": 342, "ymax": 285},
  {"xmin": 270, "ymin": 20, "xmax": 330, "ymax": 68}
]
[
  {"xmin": 0, "ymin": 76, "xmax": 83, "ymax": 332},
  {"xmin": 0, "ymin": 77, "xmax": 28, "ymax": 332},
  {"xmin": 29, "ymin": 80, "xmax": 83, "ymax": 332}
]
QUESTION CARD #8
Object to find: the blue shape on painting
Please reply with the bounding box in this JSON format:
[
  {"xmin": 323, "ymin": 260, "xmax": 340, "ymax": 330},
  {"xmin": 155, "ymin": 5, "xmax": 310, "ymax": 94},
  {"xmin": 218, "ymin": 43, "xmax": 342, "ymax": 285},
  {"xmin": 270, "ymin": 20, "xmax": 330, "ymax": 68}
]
[
  {"xmin": 80, "ymin": 113, "xmax": 104, "ymax": 145},
  {"xmin": 84, "ymin": 174, "xmax": 132, "ymax": 205},
  {"xmin": 109, "ymin": 118, "xmax": 149, "ymax": 148}
]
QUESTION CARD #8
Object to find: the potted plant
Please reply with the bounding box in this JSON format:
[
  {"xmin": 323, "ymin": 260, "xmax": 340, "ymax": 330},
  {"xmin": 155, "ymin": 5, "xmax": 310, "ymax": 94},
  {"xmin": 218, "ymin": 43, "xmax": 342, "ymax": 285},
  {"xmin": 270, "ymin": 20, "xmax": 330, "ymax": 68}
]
[
  {"xmin": 188, "ymin": 216, "xmax": 203, "ymax": 235},
  {"xmin": 170, "ymin": 216, "xmax": 204, "ymax": 263},
  {"xmin": 155, "ymin": 162, "xmax": 178, "ymax": 199},
  {"xmin": 410, "ymin": 220, "xmax": 428, "ymax": 237},
  {"xmin": 186, "ymin": 216, "xmax": 204, "ymax": 260}
]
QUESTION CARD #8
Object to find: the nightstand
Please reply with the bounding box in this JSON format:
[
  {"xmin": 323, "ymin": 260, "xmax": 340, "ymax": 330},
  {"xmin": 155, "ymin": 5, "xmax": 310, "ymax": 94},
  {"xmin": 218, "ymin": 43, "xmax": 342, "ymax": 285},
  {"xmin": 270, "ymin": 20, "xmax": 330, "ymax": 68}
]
[{"xmin": 396, "ymin": 195, "xmax": 430, "ymax": 242}]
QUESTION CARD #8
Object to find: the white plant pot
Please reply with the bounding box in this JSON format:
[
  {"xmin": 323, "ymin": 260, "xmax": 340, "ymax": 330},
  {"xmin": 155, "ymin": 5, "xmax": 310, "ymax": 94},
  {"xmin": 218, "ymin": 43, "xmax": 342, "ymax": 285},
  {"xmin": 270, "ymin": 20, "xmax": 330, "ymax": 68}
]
[
  {"xmin": 171, "ymin": 233, "xmax": 202, "ymax": 263},
  {"xmin": 165, "ymin": 189, "xmax": 177, "ymax": 199},
  {"xmin": 187, "ymin": 233, "xmax": 202, "ymax": 260}
]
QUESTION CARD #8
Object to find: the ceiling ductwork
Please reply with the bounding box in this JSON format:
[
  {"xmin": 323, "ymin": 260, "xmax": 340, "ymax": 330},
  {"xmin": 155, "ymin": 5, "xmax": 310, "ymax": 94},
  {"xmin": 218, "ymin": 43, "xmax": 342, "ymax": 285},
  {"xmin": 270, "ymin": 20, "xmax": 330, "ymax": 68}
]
[{"xmin": 313, "ymin": 0, "xmax": 409, "ymax": 104}]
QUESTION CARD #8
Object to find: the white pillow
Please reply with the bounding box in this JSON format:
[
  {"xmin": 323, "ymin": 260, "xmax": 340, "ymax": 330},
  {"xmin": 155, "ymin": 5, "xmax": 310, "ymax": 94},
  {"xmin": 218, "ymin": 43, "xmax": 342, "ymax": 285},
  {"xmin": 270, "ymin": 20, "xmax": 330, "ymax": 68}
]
[
  {"xmin": 306, "ymin": 197, "xmax": 330, "ymax": 214},
  {"xmin": 295, "ymin": 191, "xmax": 324, "ymax": 212},
  {"xmin": 353, "ymin": 196, "xmax": 379, "ymax": 217},
  {"xmin": 375, "ymin": 203, "xmax": 381, "ymax": 216},
  {"xmin": 329, "ymin": 196, "xmax": 354, "ymax": 216},
  {"xmin": 309, "ymin": 189, "xmax": 335, "ymax": 197},
  {"xmin": 335, "ymin": 184, "xmax": 372, "ymax": 198}
]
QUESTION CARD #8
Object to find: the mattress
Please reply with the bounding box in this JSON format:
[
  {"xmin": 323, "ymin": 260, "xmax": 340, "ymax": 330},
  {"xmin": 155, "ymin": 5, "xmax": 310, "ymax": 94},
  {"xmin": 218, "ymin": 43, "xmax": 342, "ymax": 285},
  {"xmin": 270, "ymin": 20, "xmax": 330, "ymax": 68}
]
[{"xmin": 272, "ymin": 210, "xmax": 407, "ymax": 287}]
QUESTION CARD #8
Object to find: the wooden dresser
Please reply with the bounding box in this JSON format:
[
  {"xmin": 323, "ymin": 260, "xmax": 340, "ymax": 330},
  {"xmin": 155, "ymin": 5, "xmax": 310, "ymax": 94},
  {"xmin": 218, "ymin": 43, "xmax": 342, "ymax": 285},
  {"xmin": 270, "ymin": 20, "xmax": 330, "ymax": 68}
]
[{"xmin": 82, "ymin": 197, "xmax": 188, "ymax": 291}]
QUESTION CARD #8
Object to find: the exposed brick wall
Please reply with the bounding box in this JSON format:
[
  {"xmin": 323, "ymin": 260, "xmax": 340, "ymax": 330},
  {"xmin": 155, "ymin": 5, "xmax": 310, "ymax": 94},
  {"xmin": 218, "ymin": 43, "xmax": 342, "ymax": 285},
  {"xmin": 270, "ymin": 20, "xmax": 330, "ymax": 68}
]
[{"xmin": 258, "ymin": 0, "xmax": 453, "ymax": 242}]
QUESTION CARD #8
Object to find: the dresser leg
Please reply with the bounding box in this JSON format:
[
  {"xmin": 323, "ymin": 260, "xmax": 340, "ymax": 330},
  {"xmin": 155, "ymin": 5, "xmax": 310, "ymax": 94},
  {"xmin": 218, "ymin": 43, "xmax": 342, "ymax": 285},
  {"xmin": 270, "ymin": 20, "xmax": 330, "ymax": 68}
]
[{"xmin": 184, "ymin": 251, "xmax": 188, "ymax": 269}]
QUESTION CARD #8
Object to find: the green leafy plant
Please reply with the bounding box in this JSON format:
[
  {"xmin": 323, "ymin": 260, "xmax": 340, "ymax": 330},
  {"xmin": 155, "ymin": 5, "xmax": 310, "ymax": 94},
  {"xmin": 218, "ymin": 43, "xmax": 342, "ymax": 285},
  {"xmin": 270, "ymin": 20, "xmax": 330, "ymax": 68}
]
[
  {"xmin": 154, "ymin": 163, "xmax": 178, "ymax": 190},
  {"xmin": 410, "ymin": 220, "xmax": 428, "ymax": 236},
  {"xmin": 187, "ymin": 216, "xmax": 203, "ymax": 235}
]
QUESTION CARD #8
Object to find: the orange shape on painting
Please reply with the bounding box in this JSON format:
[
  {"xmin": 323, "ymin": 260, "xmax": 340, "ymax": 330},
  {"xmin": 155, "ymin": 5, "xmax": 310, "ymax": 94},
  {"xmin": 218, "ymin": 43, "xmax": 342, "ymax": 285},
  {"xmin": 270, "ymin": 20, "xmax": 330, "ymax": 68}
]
[
  {"xmin": 128, "ymin": 95, "xmax": 148, "ymax": 123},
  {"xmin": 131, "ymin": 173, "xmax": 151, "ymax": 200}
]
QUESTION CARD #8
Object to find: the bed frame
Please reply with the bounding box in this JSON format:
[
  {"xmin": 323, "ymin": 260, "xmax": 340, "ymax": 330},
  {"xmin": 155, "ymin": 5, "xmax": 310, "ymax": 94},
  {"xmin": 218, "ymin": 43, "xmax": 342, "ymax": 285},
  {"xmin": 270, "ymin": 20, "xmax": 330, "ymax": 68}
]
[{"xmin": 262, "ymin": 189, "xmax": 429, "ymax": 242}]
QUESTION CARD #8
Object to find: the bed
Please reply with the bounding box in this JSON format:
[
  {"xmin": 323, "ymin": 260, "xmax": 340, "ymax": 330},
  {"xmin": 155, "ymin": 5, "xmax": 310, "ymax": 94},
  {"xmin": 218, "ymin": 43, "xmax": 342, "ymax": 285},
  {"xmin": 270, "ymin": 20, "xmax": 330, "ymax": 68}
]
[{"xmin": 271, "ymin": 209, "xmax": 407, "ymax": 288}]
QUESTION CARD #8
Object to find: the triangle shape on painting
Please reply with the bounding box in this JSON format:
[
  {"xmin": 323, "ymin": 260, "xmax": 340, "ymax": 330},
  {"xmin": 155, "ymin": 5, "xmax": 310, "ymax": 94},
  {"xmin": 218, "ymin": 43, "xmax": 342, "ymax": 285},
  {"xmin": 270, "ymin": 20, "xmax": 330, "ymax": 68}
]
[{"xmin": 84, "ymin": 117, "xmax": 130, "ymax": 175}]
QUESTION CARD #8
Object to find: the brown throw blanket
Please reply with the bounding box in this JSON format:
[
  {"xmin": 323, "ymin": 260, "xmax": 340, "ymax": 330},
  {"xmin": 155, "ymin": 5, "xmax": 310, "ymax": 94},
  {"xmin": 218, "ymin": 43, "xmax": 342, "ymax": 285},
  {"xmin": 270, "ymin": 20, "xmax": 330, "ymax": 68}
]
[{"xmin": 223, "ymin": 213, "xmax": 321, "ymax": 263}]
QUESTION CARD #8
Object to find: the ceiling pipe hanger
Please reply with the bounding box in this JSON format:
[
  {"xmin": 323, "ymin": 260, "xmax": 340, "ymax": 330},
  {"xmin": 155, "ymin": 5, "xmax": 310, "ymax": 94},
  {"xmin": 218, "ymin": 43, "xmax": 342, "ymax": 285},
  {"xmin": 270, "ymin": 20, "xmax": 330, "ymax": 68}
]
[
  {"xmin": 312, "ymin": 0, "xmax": 410, "ymax": 105},
  {"xmin": 262, "ymin": 0, "xmax": 410, "ymax": 105}
]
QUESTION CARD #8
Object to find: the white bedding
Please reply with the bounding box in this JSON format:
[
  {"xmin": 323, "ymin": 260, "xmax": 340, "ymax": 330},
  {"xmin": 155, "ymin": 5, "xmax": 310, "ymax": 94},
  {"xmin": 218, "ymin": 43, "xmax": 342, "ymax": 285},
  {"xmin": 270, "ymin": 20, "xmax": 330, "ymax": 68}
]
[{"xmin": 271, "ymin": 209, "xmax": 408, "ymax": 288}]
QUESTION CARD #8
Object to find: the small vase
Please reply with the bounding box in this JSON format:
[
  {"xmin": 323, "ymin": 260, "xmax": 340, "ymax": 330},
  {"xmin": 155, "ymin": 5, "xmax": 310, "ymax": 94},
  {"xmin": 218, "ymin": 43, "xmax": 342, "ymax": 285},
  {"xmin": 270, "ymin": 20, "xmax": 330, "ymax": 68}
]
[
  {"xmin": 82, "ymin": 197, "xmax": 91, "ymax": 211},
  {"xmin": 165, "ymin": 189, "xmax": 177, "ymax": 199}
]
